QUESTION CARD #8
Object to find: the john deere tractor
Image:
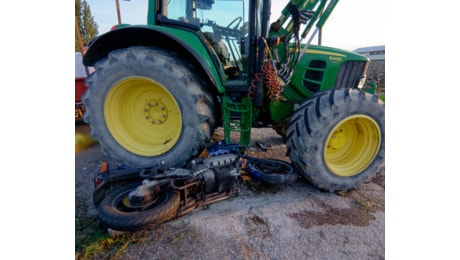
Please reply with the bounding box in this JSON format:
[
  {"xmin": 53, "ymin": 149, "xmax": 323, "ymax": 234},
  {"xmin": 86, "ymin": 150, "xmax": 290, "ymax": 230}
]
[{"xmin": 82, "ymin": 0, "xmax": 384, "ymax": 192}]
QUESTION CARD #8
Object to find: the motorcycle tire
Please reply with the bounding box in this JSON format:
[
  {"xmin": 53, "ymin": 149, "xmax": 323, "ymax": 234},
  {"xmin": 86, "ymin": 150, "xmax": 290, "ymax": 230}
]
[
  {"xmin": 97, "ymin": 182, "xmax": 180, "ymax": 231},
  {"xmin": 245, "ymin": 156, "xmax": 297, "ymax": 185}
]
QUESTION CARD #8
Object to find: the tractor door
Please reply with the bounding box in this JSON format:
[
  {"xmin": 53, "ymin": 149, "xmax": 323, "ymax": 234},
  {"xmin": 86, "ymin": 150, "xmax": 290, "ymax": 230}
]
[{"xmin": 163, "ymin": 0, "xmax": 251, "ymax": 87}]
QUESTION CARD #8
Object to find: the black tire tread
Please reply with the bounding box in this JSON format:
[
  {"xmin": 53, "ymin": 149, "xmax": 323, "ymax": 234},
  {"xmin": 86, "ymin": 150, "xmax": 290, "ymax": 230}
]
[
  {"xmin": 246, "ymin": 156, "xmax": 298, "ymax": 185},
  {"xmin": 82, "ymin": 46, "xmax": 215, "ymax": 168},
  {"xmin": 286, "ymin": 88, "xmax": 385, "ymax": 192},
  {"xmin": 97, "ymin": 183, "xmax": 181, "ymax": 231}
]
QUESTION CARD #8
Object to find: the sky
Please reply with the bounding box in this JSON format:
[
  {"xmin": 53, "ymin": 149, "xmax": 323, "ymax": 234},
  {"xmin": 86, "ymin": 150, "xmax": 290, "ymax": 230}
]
[{"xmin": 86, "ymin": 0, "xmax": 384, "ymax": 52}]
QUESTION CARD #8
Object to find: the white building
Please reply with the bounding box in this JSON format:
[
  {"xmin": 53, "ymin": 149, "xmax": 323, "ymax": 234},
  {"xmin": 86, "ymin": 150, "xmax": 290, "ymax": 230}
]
[{"xmin": 353, "ymin": 45, "xmax": 385, "ymax": 61}]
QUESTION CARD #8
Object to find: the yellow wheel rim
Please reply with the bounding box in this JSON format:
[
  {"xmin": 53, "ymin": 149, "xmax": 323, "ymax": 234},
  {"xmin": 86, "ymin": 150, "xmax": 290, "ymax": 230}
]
[
  {"xmin": 324, "ymin": 115, "xmax": 381, "ymax": 177},
  {"xmin": 104, "ymin": 77, "xmax": 182, "ymax": 156}
]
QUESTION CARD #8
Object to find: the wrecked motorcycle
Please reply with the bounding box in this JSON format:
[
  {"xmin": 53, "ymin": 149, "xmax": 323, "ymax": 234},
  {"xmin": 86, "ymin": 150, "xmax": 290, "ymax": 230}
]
[{"xmin": 92, "ymin": 144, "xmax": 296, "ymax": 232}]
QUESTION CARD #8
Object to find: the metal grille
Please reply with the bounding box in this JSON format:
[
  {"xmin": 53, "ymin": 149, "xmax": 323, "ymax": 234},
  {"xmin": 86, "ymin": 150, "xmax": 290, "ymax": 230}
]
[
  {"xmin": 334, "ymin": 60, "xmax": 368, "ymax": 89},
  {"xmin": 303, "ymin": 60, "xmax": 326, "ymax": 93}
]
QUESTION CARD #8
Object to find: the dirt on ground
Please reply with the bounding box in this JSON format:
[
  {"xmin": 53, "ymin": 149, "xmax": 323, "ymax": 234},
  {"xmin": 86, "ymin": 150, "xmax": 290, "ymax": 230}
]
[{"xmin": 75, "ymin": 124, "xmax": 385, "ymax": 259}]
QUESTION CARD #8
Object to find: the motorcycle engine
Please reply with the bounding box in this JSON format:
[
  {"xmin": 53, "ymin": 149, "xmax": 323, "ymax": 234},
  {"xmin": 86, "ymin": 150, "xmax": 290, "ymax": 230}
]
[{"xmin": 200, "ymin": 154, "xmax": 240, "ymax": 193}]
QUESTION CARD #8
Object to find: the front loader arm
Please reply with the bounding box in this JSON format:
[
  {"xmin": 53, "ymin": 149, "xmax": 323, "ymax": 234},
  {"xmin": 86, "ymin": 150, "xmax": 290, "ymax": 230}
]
[
  {"xmin": 271, "ymin": 0, "xmax": 338, "ymax": 39},
  {"xmin": 268, "ymin": 0, "xmax": 339, "ymax": 83}
]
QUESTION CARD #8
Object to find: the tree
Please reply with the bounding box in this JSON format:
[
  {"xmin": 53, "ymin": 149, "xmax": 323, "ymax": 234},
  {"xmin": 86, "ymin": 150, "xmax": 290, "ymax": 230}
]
[{"xmin": 75, "ymin": 0, "xmax": 98, "ymax": 52}]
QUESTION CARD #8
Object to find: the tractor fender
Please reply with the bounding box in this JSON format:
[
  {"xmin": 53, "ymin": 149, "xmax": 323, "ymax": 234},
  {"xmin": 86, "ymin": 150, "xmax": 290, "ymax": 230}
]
[{"xmin": 82, "ymin": 25, "xmax": 222, "ymax": 93}]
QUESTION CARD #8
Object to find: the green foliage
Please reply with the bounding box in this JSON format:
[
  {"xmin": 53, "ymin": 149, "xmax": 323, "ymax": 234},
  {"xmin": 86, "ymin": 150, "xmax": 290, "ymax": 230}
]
[
  {"xmin": 75, "ymin": 0, "xmax": 99, "ymax": 52},
  {"xmin": 75, "ymin": 216, "xmax": 143, "ymax": 259},
  {"xmin": 75, "ymin": 216, "xmax": 108, "ymax": 254}
]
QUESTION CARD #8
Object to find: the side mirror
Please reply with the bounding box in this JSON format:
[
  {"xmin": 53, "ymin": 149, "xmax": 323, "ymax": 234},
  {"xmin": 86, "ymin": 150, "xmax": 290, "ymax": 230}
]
[{"xmin": 196, "ymin": 0, "xmax": 214, "ymax": 10}]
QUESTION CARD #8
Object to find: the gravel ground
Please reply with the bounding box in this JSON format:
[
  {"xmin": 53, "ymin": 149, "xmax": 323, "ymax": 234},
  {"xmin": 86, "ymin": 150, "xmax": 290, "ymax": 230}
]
[{"xmin": 75, "ymin": 124, "xmax": 385, "ymax": 259}]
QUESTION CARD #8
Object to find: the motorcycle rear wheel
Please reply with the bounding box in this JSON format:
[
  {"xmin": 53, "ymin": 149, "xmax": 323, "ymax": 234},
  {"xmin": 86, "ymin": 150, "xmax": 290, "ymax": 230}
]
[{"xmin": 97, "ymin": 183, "xmax": 180, "ymax": 231}]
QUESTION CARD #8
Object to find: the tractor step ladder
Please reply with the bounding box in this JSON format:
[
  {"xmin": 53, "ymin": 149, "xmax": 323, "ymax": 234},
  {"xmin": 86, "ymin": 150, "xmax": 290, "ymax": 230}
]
[{"xmin": 222, "ymin": 95, "xmax": 252, "ymax": 146}]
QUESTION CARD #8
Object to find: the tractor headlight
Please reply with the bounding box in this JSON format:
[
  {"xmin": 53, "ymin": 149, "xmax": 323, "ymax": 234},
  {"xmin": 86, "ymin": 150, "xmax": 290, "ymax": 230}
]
[{"xmin": 357, "ymin": 77, "xmax": 366, "ymax": 89}]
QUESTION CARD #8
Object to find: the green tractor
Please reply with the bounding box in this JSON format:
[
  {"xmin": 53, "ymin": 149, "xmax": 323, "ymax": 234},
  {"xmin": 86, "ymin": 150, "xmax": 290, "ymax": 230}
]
[{"xmin": 82, "ymin": 0, "xmax": 384, "ymax": 192}]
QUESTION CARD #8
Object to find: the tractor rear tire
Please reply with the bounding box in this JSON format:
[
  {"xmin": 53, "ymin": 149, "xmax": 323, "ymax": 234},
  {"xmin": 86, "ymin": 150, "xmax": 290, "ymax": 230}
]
[
  {"xmin": 286, "ymin": 88, "xmax": 385, "ymax": 192},
  {"xmin": 82, "ymin": 47, "xmax": 216, "ymax": 168}
]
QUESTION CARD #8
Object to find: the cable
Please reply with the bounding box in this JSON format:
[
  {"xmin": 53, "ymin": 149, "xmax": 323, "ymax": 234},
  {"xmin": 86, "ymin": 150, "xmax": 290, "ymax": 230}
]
[{"xmin": 263, "ymin": 60, "xmax": 286, "ymax": 101}]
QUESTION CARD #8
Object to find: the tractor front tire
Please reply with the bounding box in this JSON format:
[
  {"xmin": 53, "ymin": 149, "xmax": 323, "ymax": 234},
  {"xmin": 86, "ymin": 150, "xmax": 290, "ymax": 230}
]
[
  {"xmin": 286, "ymin": 88, "xmax": 385, "ymax": 192},
  {"xmin": 83, "ymin": 47, "xmax": 216, "ymax": 168}
]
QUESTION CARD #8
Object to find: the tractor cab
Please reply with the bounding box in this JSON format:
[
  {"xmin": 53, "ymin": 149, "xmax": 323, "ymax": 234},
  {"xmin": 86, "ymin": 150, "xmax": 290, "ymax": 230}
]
[{"xmin": 155, "ymin": 0, "xmax": 263, "ymax": 90}]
